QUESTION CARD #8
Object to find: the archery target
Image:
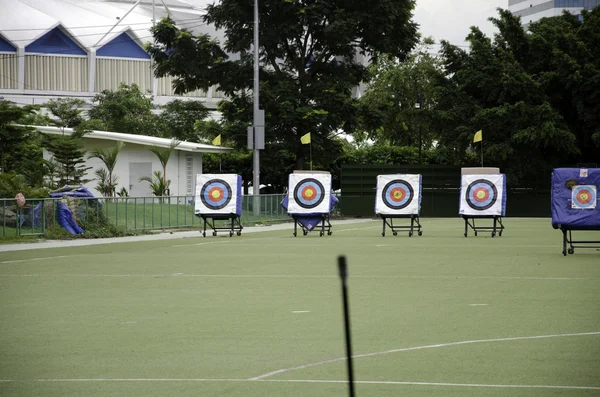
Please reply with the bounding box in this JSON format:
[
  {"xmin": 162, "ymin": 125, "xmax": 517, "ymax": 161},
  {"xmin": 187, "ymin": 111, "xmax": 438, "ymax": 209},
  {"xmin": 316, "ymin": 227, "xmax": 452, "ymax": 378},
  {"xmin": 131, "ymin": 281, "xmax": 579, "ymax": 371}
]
[
  {"xmin": 375, "ymin": 174, "xmax": 421, "ymax": 215},
  {"xmin": 459, "ymin": 174, "xmax": 506, "ymax": 216},
  {"xmin": 571, "ymin": 185, "xmax": 596, "ymax": 209},
  {"xmin": 288, "ymin": 173, "xmax": 331, "ymax": 214},
  {"xmin": 195, "ymin": 174, "xmax": 240, "ymax": 215}
]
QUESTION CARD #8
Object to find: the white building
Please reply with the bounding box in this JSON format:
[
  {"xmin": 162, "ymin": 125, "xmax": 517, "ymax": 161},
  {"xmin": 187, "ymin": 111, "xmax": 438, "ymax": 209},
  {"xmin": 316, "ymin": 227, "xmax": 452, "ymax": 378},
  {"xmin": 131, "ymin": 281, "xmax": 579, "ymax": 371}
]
[
  {"xmin": 34, "ymin": 125, "xmax": 231, "ymax": 198},
  {"xmin": 0, "ymin": 0, "xmax": 226, "ymax": 108},
  {"xmin": 509, "ymin": 0, "xmax": 600, "ymax": 27}
]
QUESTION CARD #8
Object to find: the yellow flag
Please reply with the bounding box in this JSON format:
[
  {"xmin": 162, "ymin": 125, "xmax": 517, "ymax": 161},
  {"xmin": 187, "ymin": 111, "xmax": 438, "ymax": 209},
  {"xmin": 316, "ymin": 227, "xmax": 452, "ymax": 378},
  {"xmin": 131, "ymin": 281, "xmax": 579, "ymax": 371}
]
[
  {"xmin": 473, "ymin": 130, "xmax": 482, "ymax": 143},
  {"xmin": 212, "ymin": 135, "xmax": 221, "ymax": 146},
  {"xmin": 300, "ymin": 132, "xmax": 311, "ymax": 144}
]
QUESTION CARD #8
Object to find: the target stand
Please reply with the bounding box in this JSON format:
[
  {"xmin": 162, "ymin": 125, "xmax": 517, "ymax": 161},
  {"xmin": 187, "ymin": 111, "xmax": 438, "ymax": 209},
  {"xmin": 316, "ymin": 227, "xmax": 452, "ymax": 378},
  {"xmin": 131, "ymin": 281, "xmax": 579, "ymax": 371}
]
[
  {"xmin": 380, "ymin": 215, "xmax": 422, "ymax": 237},
  {"xmin": 559, "ymin": 226, "xmax": 600, "ymax": 256},
  {"xmin": 462, "ymin": 215, "xmax": 504, "ymax": 237},
  {"xmin": 283, "ymin": 171, "xmax": 338, "ymax": 237},
  {"xmin": 459, "ymin": 169, "xmax": 507, "ymax": 238},
  {"xmin": 375, "ymin": 174, "xmax": 423, "ymax": 237},
  {"xmin": 551, "ymin": 168, "xmax": 600, "ymax": 255},
  {"xmin": 198, "ymin": 214, "xmax": 243, "ymax": 237},
  {"xmin": 194, "ymin": 174, "xmax": 243, "ymax": 238},
  {"xmin": 292, "ymin": 213, "xmax": 333, "ymax": 237}
]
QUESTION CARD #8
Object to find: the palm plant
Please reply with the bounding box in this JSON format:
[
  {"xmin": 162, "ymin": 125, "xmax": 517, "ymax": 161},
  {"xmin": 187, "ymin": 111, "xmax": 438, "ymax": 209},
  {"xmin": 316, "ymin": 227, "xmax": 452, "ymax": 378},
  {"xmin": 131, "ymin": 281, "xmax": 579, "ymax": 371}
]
[
  {"xmin": 94, "ymin": 168, "xmax": 119, "ymax": 197},
  {"xmin": 139, "ymin": 170, "xmax": 171, "ymax": 199},
  {"xmin": 88, "ymin": 141, "xmax": 125, "ymax": 197},
  {"xmin": 147, "ymin": 140, "xmax": 179, "ymax": 192}
]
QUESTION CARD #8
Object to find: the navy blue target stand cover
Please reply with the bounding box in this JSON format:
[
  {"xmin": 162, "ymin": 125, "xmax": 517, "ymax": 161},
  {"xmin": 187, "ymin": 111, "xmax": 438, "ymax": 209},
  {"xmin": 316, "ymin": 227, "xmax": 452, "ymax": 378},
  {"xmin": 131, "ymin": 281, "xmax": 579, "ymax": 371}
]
[
  {"xmin": 551, "ymin": 168, "xmax": 600, "ymax": 255},
  {"xmin": 281, "ymin": 172, "xmax": 337, "ymax": 237},
  {"xmin": 459, "ymin": 172, "xmax": 507, "ymax": 237},
  {"xmin": 194, "ymin": 174, "xmax": 243, "ymax": 237},
  {"xmin": 375, "ymin": 174, "xmax": 423, "ymax": 237}
]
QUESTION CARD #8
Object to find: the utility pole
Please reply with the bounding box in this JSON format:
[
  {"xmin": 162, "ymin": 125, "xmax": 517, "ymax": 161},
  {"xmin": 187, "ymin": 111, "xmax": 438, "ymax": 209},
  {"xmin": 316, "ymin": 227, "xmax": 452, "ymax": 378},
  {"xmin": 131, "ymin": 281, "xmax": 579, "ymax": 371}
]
[{"xmin": 251, "ymin": 0, "xmax": 264, "ymax": 216}]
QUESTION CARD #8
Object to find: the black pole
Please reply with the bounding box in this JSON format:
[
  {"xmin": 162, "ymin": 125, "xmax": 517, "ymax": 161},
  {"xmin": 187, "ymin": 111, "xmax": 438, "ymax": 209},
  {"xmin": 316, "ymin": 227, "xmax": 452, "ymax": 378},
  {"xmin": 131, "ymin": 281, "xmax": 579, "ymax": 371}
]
[
  {"xmin": 418, "ymin": 124, "xmax": 422, "ymax": 164},
  {"xmin": 338, "ymin": 255, "xmax": 356, "ymax": 397},
  {"xmin": 418, "ymin": 90, "xmax": 423, "ymax": 164}
]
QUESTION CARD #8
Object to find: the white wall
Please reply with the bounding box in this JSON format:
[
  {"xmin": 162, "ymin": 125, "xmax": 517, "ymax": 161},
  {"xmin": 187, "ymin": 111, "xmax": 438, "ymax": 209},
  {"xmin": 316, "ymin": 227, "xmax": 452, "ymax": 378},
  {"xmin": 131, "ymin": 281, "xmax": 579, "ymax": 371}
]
[{"xmin": 44, "ymin": 138, "xmax": 204, "ymax": 198}]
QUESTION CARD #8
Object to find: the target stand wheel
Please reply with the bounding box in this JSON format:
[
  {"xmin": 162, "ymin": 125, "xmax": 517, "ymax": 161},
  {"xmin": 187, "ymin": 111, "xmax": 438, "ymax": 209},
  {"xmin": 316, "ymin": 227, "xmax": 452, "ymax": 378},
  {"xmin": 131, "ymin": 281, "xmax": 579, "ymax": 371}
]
[
  {"xmin": 418, "ymin": 231, "xmax": 423, "ymax": 236},
  {"xmin": 568, "ymin": 248, "xmax": 574, "ymax": 255},
  {"xmin": 393, "ymin": 231, "xmax": 398, "ymax": 236},
  {"xmin": 303, "ymin": 230, "xmax": 308, "ymax": 236},
  {"xmin": 327, "ymin": 231, "xmax": 332, "ymax": 236},
  {"xmin": 237, "ymin": 231, "xmax": 241, "ymax": 236},
  {"xmin": 229, "ymin": 231, "xmax": 233, "ymax": 237},
  {"xmin": 212, "ymin": 231, "xmax": 217, "ymax": 237}
]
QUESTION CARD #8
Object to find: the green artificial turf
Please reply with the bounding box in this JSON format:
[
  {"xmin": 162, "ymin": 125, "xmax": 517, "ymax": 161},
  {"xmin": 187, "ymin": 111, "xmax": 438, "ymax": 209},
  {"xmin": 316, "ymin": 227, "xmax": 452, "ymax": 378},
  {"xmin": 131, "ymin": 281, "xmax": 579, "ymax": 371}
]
[{"xmin": 1, "ymin": 218, "xmax": 599, "ymax": 397}]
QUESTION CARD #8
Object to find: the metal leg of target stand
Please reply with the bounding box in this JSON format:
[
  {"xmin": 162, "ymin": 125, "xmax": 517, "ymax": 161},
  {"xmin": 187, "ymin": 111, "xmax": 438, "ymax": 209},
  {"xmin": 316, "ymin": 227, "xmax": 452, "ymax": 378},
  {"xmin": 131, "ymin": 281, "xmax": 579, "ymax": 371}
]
[
  {"xmin": 464, "ymin": 217, "xmax": 468, "ymax": 237},
  {"xmin": 382, "ymin": 217, "xmax": 386, "ymax": 237}
]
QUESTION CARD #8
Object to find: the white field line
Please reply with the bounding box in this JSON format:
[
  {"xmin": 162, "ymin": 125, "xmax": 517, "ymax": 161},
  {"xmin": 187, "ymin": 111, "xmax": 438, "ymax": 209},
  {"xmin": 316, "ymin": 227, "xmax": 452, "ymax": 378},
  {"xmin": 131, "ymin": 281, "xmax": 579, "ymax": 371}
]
[
  {"xmin": 0, "ymin": 255, "xmax": 79, "ymax": 265},
  {"xmin": 249, "ymin": 331, "xmax": 600, "ymax": 380},
  {"xmin": 0, "ymin": 274, "xmax": 592, "ymax": 281},
  {"xmin": 0, "ymin": 378, "xmax": 598, "ymax": 390}
]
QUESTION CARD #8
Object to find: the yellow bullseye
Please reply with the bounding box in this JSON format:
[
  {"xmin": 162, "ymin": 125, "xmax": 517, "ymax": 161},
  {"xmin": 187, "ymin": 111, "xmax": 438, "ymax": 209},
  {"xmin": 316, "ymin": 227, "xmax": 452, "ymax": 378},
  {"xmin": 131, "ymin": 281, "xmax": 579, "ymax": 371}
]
[
  {"xmin": 477, "ymin": 191, "xmax": 486, "ymax": 199},
  {"xmin": 211, "ymin": 190, "xmax": 221, "ymax": 199},
  {"xmin": 305, "ymin": 189, "xmax": 314, "ymax": 198},
  {"xmin": 394, "ymin": 191, "xmax": 403, "ymax": 199},
  {"xmin": 580, "ymin": 193, "xmax": 588, "ymax": 201}
]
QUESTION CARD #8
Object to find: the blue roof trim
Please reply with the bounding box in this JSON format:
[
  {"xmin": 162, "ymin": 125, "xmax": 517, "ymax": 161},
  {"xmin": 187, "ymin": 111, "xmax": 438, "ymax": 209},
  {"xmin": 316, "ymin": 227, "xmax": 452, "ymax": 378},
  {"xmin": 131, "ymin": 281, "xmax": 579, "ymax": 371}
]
[
  {"xmin": 25, "ymin": 27, "xmax": 86, "ymax": 55},
  {"xmin": 97, "ymin": 32, "xmax": 150, "ymax": 59},
  {"xmin": 0, "ymin": 35, "xmax": 16, "ymax": 52}
]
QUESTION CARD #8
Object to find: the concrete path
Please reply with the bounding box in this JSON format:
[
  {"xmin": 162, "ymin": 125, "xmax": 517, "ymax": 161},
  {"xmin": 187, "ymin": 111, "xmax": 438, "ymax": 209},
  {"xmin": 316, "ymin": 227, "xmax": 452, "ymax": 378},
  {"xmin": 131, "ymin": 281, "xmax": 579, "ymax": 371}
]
[{"xmin": 0, "ymin": 218, "xmax": 375, "ymax": 252}]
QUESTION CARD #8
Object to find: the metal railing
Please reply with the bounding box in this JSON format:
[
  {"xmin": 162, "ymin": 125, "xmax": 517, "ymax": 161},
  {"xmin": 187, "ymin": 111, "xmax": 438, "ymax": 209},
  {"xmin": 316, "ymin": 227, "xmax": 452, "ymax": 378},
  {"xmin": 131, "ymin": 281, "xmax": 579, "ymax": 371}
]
[{"xmin": 1, "ymin": 194, "xmax": 291, "ymax": 238}]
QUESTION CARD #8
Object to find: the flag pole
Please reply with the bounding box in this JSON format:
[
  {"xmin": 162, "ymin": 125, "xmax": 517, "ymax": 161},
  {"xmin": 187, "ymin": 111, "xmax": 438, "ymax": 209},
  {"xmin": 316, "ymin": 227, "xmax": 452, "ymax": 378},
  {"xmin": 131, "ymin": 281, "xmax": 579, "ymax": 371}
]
[
  {"xmin": 220, "ymin": 153, "xmax": 222, "ymax": 173},
  {"xmin": 310, "ymin": 141, "xmax": 313, "ymax": 171},
  {"xmin": 480, "ymin": 141, "xmax": 483, "ymax": 167}
]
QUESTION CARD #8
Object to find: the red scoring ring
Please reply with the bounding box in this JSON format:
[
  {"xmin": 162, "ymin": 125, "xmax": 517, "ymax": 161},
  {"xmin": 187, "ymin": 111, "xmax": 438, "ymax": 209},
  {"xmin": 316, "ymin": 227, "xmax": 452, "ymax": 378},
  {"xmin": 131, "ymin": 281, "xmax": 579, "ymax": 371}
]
[
  {"xmin": 576, "ymin": 189, "xmax": 593, "ymax": 204},
  {"xmin": 388, "ymin": 187, "xmax": 406, "ymax": 203},
  {"xmin": 207, "ymin": 186, "xmax": 224, "ymax": 202},
  {"xmin": 472, "ymin": 187, "xmax": 490, "ymax": 203},
  {"xmin": 301, "ymin": 186, "xmax": 317, "ymax": 201}
]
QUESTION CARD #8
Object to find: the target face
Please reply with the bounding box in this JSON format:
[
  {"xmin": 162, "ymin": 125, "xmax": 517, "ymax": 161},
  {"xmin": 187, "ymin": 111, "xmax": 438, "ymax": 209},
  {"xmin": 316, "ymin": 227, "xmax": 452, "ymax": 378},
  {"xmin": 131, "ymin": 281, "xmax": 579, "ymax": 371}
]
[
  {"xmin": 200, "ymin": 179, "xmax": 232, "ymax": 210},
  {"xmin": 293, "ymin": 178, "xmax": 325, "ymax": 209},
  {"xmin": 572, "ymin": 185, "xmax": 596, "ymax": 209},
  {"xmin": 382, "ymin": 180, "xmax": 414, "ymax": 210},
  {"xmin": 287, "ymin": 173, "xmax": 332, "ymax": 214},
  {"xmin": 375, "ymin": 174, "xmax": 421, "ymax": 215},
  {"xmin": 466, "ymin": 179, "xmax": 498, "ymax": 211}
]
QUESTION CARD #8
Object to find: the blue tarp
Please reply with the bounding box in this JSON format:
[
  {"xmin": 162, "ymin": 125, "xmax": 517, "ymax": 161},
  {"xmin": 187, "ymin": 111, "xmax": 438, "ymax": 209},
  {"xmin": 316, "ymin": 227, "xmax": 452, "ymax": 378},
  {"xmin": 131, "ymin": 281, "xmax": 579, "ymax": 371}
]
[
  {"xmin": 48, "ymin": 185, "xmax": 96, "ymax": 235},
  {"xmin": 280, "ymin": 193, "xmax": 339, "ymax": 232},
  {"xmin": 551, "ymin": 168, "xmax": 600, "ymax": 229}
]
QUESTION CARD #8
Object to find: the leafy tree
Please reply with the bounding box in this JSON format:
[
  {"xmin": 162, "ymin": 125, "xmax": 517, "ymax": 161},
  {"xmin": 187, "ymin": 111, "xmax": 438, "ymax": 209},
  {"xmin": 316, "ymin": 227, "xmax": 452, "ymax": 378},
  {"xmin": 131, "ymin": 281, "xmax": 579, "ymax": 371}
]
[
  {"xmin": 147, "ymin": 0, "xmax": 418, "ymax": 170},
  {"xmin": 431, "ymin": 9, "xmax": 583, "ymax": 181},
  {"xmin": 357, "ymin": 38, "xmax": 444, "ymax": 154},
  {"xmin": 88, "ymin": 141, "xmax": 125, "ymax": 197},
  {"xmin": 42, "ymin": 98, "xmax": 93, "ymax": 187},
  {"xmin": 88, "ymin": 83, "xmax": 160, "ymax": 136},
  {"xmin": 0, "ymin": 101, "xmax": 42, "ymax": 178},
  {"xmin": 159, "ymin": 99, "xmax": 210, "ymax": 142}
]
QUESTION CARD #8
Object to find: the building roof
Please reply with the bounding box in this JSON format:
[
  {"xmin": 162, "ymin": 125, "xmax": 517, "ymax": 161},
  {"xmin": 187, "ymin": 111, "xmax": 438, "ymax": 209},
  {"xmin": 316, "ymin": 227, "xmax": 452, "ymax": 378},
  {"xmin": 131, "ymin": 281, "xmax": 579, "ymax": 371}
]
[
  {"xmin": 32, "ymin": 125, "xmax": 232, "ymax": 154},
  {"xmin": 0, "ymin": 0, "xmax": 211, "ymax": 50}
]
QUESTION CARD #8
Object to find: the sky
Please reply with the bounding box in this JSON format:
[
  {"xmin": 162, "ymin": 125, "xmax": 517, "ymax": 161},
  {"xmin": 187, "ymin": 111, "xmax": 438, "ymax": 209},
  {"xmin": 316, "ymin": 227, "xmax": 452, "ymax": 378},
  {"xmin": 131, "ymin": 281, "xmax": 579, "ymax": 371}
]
[{"xmin": 414, "ymin": 0, "xmax": 506, "ymax": 48}]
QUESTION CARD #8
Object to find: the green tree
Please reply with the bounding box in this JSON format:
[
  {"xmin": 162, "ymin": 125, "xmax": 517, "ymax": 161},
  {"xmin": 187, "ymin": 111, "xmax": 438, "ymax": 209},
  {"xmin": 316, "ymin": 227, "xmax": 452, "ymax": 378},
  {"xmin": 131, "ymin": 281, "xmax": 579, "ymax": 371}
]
[
  {"xmin": 159, "ymin": 99, "xmax": 209, "ymax": 142},
  {"xmin": 147, "ymin": 0, "xmax": 418, "ymax": 170},
  {"xmin": 139, "ymin": 170, "xmax": 171, "ymax": 198},
  {"xmin": 432, "ymin": 9, "xmax": 582, "ymax": 181},
  {"xmin": 88, "ymin": 83, "xmax": 160, "ymax": 136},
  {"xmin": 357, "ymin": 38, "xmax": 444, "ymax": 154},
  {"xmin": 0, "ymin": 101, "xmax": 42, "ymax": 178},
  {"xmin": 88, "ymin": 141, "xmax": 125, "ymax": 197},
  {"xmin": 43, "ymin": 98, "xmax": 93, "ymax": 187}
]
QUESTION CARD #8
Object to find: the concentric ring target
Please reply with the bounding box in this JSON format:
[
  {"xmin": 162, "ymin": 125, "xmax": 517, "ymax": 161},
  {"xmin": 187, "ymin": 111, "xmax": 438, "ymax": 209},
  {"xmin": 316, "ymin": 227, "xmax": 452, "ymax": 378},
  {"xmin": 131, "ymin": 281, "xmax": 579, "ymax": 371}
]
[
  {"xmin": 466, "ymin": 179, "xmax": 498, "ymax": 211},
  {"xmin": 382, "ymin": 180, "xmax": 414, "ymax": 210},
  {"xmin": 572, "ymin": 186, "xmax": 596, "ymax": 209},
  {"xmin": 293, "ymin": 178, "xmax": 325, "ymax": 209},
  {"xmin": 200, "ymin": 179, "xmax": 232, "ymax": 210}
]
